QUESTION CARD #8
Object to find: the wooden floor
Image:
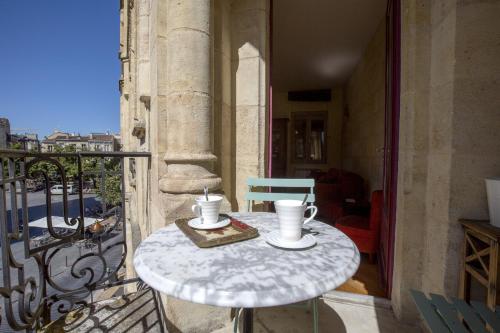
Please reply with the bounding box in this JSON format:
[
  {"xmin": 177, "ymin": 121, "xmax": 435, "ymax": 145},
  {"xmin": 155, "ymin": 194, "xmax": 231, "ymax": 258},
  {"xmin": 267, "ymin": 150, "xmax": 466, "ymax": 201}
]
[{"xmin": 336, "ymin": 254, "xmax": 386, "ymax": 297}]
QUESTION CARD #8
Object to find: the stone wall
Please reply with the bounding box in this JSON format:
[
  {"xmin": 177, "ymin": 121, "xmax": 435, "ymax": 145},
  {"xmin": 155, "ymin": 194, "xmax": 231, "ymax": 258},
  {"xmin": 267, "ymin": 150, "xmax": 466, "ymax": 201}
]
[
  {"xmin": 214, "ymin": 0, "xmax": 233, "ymax": 209},
  {"xmin": 342, "ymin": 20, "xmax": 386, "ymax": 193},
  {"xmin": 272, "ymin": 89, "xmax": 343, "ymax": 176},
  {"xmin": 393, "ymin": 0, "xmax": 500, "ymax": 322},
  {"xmin": 119, "ymin": 0, "xmax": 140, "ymax": 292},
  {"xmin": 231, "ymin": 0, "xmax": 269, "ymax": 211}
]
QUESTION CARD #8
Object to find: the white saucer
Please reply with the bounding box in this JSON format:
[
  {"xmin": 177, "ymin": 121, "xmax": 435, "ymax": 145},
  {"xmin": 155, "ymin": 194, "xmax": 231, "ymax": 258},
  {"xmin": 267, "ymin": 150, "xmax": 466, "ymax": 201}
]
[
  {"xmin": 265, "ymin": 230, "xmax": 317, "ymax": 249},
  {"xmin": 188, "ymin": 216, "xmax": 231, "ymax": 230}
]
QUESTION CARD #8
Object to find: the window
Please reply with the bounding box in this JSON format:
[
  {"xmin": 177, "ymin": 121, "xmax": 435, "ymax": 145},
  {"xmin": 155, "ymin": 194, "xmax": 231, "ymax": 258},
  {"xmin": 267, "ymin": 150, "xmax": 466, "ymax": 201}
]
[{"xmin": 291, "ymin": 111, "xmax": 327, "ymax": 164}]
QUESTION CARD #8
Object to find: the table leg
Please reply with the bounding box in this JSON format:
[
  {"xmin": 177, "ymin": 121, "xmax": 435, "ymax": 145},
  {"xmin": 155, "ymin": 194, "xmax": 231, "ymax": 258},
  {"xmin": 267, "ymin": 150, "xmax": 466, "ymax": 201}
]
[{"xmin": 242, "ymin": 308, "xmax": 253, "ymax": 333}]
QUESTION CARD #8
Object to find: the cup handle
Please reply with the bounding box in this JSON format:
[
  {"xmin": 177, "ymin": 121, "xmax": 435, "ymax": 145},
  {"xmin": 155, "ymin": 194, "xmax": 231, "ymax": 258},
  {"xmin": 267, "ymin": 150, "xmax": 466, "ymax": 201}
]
[
  {"xmin": 192, "ymin": 204, "xmax": 202, "ymax": 220},
  {"xmin": 303, "ymin": 206, "xmax": 318, "ymax": 224}
]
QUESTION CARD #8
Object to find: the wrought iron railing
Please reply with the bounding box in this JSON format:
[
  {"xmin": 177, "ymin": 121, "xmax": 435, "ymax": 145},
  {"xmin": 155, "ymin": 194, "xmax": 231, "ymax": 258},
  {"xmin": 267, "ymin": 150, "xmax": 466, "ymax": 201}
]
[{"xmin": 0, "ymin": 149, "xmax": 150, "ymax": 332}]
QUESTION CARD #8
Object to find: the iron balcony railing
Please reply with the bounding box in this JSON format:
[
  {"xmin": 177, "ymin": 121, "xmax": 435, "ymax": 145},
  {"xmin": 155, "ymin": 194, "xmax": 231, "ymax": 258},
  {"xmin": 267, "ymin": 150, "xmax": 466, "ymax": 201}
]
[{"xmin": 0, "ymin": 149, "xmax": 150, "ymax": 332}]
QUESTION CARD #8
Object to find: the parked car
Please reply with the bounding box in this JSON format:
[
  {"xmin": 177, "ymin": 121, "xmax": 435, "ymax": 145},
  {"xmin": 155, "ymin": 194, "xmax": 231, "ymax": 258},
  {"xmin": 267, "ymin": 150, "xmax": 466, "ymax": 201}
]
[{"xmin": 50, "ymin": 184, "xmax": 78, "ymax": 195}]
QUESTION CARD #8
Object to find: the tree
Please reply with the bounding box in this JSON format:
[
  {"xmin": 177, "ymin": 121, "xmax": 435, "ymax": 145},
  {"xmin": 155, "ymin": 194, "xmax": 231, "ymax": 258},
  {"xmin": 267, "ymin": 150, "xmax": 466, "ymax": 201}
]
[
  {"xmin": 97, "ymin": 158, "xmax": 122, "ymax": 206},
  {"xmin": 10, "ymin": 142, "xmax": 23, "ymax": 150},
  {"xmin": 27, "ymin": 146, "xmax": 123, "ymax": 208},
  {"xmin": 28, "ymin": 145, "xmax": 78, "ymax": 180}
]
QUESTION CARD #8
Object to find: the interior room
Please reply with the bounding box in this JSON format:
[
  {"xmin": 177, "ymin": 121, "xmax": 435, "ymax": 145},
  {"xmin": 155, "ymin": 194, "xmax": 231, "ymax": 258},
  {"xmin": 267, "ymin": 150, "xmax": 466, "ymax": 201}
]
[{"xmin": 271, "ymin": 0, "xmax": 388, "ymax": 298}]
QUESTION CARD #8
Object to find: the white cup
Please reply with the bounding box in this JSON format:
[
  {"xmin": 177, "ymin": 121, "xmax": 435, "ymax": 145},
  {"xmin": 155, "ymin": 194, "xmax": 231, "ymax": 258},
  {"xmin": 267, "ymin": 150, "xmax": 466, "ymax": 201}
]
[
  {"xmin": 275, "ymin": 200, "xmax": 318, "ymax": 241},
  {"xmin": 191, "ymin": 195, "xmax": 223, "ymax": 224}
]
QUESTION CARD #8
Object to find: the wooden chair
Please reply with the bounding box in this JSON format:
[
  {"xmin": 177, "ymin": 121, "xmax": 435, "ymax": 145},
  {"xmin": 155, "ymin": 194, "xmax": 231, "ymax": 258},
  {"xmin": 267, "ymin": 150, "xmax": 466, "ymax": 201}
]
[
  {"xmin": 411, "ymin": 289, "xmax": 500, "ymax": 332},
  {"xmin": 235, "ymin": 178, "xmax": 318, "ymax": 333}
]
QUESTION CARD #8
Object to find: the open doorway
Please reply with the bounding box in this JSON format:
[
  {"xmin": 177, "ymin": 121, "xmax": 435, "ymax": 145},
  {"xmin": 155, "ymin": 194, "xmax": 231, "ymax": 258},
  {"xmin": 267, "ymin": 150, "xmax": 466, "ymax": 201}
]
[{"xmin": 270, "ymin": 0, "xmax": 400, "ymax": 298}]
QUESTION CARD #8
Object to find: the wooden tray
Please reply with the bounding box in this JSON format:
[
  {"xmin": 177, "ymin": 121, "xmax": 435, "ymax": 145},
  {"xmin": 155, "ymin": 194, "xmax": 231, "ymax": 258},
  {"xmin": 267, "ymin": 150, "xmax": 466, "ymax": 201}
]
[{"xmin": 175, "ymin": 214, "xmax": 259, "ymax": 248}]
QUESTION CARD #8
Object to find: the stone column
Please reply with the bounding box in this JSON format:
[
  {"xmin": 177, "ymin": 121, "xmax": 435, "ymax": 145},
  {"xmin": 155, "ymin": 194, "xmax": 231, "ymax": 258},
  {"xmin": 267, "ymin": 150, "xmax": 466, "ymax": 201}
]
[
  {"xmin": 159, "ymin": 0, "xmax": 222, "ymax": 194},
  {"xmin": 156, "ymin": 2, "xmax": 232, "ymax": 330}
]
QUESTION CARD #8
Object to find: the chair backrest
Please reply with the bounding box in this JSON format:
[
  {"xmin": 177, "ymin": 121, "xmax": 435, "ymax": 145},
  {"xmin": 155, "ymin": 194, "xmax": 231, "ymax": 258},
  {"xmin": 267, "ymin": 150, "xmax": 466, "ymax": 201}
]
[
  {"xmin": 245, "ymin": 178, "xmax": 315, "ymax": 212},
  {"xmin": 339, "ymin": 171, "xmax": 365, "ymax": 201}
]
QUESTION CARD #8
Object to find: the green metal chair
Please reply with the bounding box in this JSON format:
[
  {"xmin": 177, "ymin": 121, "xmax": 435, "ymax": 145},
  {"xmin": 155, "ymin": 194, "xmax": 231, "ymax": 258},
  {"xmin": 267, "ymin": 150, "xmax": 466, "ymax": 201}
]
[
  {"xmin": 245, "ymin": 177, "xmax": 316, "ymax": 212},
  {"xmin": 234, "ymin": 178, "xmax": 319, "ymax": 333},
  {"xmin": 411, "ymin": 289, "xmax": 500, "ymax": 332}
]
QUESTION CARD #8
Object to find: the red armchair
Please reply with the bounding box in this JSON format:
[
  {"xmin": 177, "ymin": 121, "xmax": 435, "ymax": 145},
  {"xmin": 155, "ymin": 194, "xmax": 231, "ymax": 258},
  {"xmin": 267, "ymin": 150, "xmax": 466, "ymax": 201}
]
[
  {"xmin": 311, "ymin": 168, "xmax": 367, "ymax": 223},
  {"xmin": 335, "ymin": 190, "xmax": 383, "ymax": 263}
]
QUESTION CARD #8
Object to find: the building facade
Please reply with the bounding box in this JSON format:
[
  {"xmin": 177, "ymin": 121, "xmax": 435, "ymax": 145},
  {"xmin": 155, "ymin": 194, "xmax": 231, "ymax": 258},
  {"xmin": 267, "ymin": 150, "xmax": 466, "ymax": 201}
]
[
  {"xmin": 41, "ymin": 131, "xmax": 119, "ymax": 152},
  {"xmin": 10, "ymin": 133, "xmax": 40, "ymax": 151},
  {"xmin": 120, "ymin": 0, "xmax": 500, "ymax": 330}
]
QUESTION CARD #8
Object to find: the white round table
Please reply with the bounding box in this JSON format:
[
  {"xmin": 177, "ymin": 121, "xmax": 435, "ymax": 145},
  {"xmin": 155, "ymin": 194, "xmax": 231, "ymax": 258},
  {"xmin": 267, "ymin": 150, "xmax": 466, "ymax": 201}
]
[{"xmin": 133, "ymin": 212, "xmax": 360, "ymax": 332}]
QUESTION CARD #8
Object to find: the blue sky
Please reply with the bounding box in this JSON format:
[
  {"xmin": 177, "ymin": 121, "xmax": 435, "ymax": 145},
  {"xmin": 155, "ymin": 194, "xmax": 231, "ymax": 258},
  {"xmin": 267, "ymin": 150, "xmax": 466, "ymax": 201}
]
[{"xmin": 0, "ymin": 0, "xmax": 120, "ymax": 139}]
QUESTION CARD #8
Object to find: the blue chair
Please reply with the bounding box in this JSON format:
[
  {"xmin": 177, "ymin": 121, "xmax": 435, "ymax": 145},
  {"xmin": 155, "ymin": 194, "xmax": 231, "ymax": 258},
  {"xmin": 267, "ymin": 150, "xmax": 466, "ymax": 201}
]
[{"xmin": 234, "ymin": 178, "xmax": 318, "ymax": 333}]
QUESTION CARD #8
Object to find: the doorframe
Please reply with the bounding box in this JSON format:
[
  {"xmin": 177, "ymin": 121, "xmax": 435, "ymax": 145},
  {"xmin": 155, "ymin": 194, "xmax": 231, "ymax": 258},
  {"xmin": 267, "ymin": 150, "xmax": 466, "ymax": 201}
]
[
  {"xmin": 267, "ymin": 0, "xmax": 401, "ymax": 298},
  {"xmin": 267, "ymin": 0, "xmax": 274, "ymax": 178},
  {"xmin": 383, "ymin": 0, "xmax": 401, "ymax": 298}
]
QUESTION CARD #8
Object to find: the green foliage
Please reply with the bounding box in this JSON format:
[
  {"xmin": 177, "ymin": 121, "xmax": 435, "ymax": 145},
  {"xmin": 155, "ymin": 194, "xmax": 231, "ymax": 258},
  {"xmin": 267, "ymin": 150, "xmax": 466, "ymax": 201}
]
[
  {"xmin": 90, "ymin": 157, "xmax": 122, "ymax": 207},
  {"xmin": 4, "ymin": 142, "xmax": 35, "ymax": 176},
  {"xmin": 26, "ymin": 144, "xmax": 123, "ymax": 208},
  {"xmin": 28, "ymin": 145, "xmax": 78, "ymax": 180},
  {"xmin": 10, "ymin": 142, "xmax": 23, "ymax": 150}
]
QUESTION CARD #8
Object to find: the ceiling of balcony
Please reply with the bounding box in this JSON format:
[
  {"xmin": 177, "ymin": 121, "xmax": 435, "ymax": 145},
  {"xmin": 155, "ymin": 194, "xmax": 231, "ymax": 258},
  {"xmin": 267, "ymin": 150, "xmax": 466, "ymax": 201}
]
[{"xmin": 272, "ymin": 0, "xmax": 387, "ymax": 92}]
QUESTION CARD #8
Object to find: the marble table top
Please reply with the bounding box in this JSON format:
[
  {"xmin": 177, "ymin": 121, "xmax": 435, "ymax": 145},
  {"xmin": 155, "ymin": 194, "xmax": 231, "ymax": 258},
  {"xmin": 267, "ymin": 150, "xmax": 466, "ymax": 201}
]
[{"xmin": 133, "ymin": 212, "xmax": 360, "ymax": 308}]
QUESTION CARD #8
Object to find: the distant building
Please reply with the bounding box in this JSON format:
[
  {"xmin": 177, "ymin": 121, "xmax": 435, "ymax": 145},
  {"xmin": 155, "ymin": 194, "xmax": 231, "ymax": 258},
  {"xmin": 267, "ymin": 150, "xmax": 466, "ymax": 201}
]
[
  {"xmin": 10, "ymin": 133, "xmax": 40, "ymax": 151},
  {"xmin": 87, "ymin": 133, "xmax": 119, "ymax": 152},
  {"xmin": 41, "ymin": 131, "xmax": 119, "ymax": 152},
  {"xmin": 0, "ymin": 119, "xmax": 39, "ymax": 151}
]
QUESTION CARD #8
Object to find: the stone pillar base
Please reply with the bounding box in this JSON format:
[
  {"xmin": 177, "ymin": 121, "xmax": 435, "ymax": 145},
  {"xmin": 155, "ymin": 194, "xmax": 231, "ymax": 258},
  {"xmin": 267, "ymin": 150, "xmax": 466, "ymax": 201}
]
[
  {"xmin": 159, "ymin": 164, "xmax": 222, "ymax": 194},
  {"xmin": 161, "ymin": 295, "xmax": 232, "ymax": 333}
]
